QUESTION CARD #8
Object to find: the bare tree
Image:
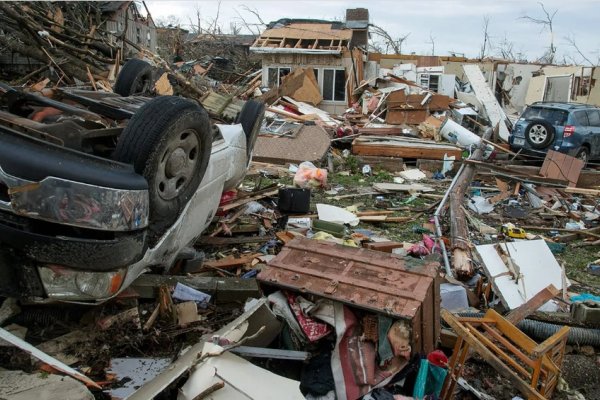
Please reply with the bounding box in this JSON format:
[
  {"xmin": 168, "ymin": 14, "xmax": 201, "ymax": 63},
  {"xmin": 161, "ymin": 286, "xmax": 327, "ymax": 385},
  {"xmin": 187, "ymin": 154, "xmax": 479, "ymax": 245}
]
[
  {"xmin": 368, "ymin": 24, "xmax": 410, "ymax": 54},
  {"xmin": 479, "ymin": 15, "xmax": 491, "ymax": 59},
  {"xmin": 187, "ymin": 5, "xmax": 201, "ymax": 34},
  {"xmin": 156, "ymin": 15, "xmax": 182, "ymax": 28},
  {"xmin": 234, "ymin": 5, "xmax": 267, "ymax": 36},
  {"xmin": 426, "ymin": 31, "xmax": 436, "ymax": 56},
  {"xmin": 564, "ymin": 35, "xmax": 599, "ymax": 66},
  {"xmin": 520, "ymin": 2, "xmax": 558, "ymax": 63}
]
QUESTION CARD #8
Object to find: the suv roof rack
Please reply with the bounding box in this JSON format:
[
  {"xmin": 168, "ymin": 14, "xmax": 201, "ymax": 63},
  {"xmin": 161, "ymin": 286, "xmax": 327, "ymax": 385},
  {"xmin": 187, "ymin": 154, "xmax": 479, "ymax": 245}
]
[{"xmin": 530, "ymin": 101, "xmax": 592, "ymax": 108}]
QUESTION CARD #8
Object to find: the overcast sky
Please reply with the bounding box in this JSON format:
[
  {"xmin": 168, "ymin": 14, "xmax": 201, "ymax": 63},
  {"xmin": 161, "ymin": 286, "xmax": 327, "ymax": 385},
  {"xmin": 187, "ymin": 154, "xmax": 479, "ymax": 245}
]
[{"xmin": 146, "ymin": 0, "xmax": 599, "ymax": 64}]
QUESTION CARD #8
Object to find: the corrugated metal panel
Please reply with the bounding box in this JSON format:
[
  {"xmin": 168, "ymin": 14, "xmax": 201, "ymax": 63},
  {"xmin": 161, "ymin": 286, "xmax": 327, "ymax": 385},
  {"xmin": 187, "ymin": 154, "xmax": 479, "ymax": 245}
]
[{"xmin": 257, "ymin": 237, "xmax": 440, "ymax": 353}]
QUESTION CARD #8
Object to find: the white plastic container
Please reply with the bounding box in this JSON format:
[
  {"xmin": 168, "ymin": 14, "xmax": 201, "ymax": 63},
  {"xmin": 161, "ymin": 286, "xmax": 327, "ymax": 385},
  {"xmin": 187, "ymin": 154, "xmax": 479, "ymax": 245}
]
[
  {"xmin": 439, "ymin": 117, "xmax": 481, "ymax": 147},
  {"xmin": 440, "ymin": 117, "xmax": 494, "ymax": 159}
]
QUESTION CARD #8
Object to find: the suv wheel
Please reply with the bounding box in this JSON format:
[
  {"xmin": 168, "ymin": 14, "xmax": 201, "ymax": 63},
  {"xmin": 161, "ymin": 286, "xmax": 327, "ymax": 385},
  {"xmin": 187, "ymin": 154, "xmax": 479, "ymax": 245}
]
[
  {"xmin": 524, "ymin": 120, "xmax": 555, "ymax": 149},
  {"xmin": 114, "ymin": 59, "xmax": 155, "ymax": 96},
  {"xmin": 576, "ymin": 147, "xmax": 589, "ymax": 166},
  {"xmin": 114, "ymin": 96, "xmax": 212, "ymax": 241}
]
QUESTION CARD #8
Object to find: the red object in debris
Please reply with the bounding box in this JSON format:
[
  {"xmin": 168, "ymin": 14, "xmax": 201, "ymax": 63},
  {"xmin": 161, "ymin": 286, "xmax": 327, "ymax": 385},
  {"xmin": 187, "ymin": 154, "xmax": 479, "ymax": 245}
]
[
  {"xmin": 217, "ymin": 190, "xmax": 237, "ymax": 216},
  {"xmin": 427, "ymin": 350, "xmax": 448, "ymax": 368}
]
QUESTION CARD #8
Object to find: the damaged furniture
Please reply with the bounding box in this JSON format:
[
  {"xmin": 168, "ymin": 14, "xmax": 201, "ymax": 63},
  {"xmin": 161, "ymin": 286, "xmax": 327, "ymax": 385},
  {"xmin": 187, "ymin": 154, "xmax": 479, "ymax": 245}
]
[{"xmin": 441, "ymin": 309, "xmax": 570, "ymax": 400}]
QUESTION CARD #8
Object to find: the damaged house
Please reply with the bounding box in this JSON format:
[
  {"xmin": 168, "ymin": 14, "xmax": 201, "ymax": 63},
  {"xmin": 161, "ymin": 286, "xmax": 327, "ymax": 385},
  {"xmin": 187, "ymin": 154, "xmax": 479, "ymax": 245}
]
[
  {"xmin": 101, "ymin": 1, "xmax": 157, "ymax": 55},
  {"xmin": 251, "ymin": 8, "xmax": 369, "ymax": 114}
]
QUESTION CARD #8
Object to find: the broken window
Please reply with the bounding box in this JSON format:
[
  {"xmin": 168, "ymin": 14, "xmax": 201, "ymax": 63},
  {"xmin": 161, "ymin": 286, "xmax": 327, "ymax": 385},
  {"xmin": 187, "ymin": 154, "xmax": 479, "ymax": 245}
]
[
  {"xmin": 136, "ymin": 27, "xmax": 141, "ymax": 44},
  {"xmin": 313, "ymin": 68, "xmax": 319, "ymax": 84},
  {"xmin": 322, "ymin": 68, "xmax": 346, "ymax": 102},
  {"xmin": 267, "ymin": 67, "xmax": 291, "ymax": 88}
]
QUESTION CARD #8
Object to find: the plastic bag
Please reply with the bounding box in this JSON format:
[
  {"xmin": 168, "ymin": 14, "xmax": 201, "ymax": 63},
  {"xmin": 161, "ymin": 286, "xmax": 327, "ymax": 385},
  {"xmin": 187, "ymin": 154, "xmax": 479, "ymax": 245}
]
[{"xmin": 294, "ymin": 161, "xmax": 328, "ymax": 189}]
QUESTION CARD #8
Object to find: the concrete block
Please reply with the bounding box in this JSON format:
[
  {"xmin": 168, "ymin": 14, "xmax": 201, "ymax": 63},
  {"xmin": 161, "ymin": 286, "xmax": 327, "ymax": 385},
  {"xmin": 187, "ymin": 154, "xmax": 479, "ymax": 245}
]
[{"xmin": 571, "ymin": 302, "xmax": 600, "ymax": 327}]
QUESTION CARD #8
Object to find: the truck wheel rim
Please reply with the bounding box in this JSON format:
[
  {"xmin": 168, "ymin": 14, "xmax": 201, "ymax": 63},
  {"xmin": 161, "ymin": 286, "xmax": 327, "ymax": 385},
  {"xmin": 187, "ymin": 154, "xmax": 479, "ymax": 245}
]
[
  {"xmin": 156, "ymin": 129, "xmax": 200, "ymax": 200},
  {"xmin": 529, "ymin": 124, "xmax": 547, "ymax": 144}
]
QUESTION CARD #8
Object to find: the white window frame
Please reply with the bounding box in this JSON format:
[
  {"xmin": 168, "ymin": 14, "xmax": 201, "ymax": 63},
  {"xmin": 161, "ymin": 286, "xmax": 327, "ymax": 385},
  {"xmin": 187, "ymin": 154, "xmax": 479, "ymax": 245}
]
[
  {"xmin": 262, "ymin": 66, "xmax": 346, "ymax": 103},
  {"xmin": 320, "ymin": 68, "xmax": 346, "ymax": 103}
]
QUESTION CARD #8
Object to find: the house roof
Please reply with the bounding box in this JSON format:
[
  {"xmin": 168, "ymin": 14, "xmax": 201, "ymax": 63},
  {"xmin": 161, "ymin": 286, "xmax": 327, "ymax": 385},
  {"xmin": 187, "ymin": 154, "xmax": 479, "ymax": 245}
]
[
  {"xmin": 260, "ymin": 19, "xmax": 352, "ymax": 41},
  {"xmin": 251, "ymin": 18, "xmax": 352, "ymax": 53}
]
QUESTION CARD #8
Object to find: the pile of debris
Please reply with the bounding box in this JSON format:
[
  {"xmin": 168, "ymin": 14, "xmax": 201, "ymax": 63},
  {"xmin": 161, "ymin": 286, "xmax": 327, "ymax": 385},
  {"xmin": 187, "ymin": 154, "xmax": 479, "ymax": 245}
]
[{"xmin": 1, "ymin": 6, "xmax": 600, "ymax": 400}]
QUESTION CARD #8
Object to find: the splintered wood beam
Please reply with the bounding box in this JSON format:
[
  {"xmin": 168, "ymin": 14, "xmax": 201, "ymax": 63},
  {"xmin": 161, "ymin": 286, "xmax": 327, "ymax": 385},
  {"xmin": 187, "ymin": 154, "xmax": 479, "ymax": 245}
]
[
  {"xmin": 449, "ymin": 127, "xmax": 493, "ymax": 280},
  {"xmin": 312, "ymin": 39, "xmax": 318, "ymax": 49},
  {"xmin": 505, "ymin": 284, "xmax": 560, "ymax": 325},
  {"xmin": 279, "ymin": 37, "xmax": 285, "ymax": 48}
]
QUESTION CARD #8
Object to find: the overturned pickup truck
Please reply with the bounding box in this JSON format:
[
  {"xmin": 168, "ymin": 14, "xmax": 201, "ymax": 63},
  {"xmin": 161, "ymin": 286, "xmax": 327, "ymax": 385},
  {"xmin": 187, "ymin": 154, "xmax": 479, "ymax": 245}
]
[{"xmin": 0, "ymin": 81, "xmax": 264, "ymax": 302}]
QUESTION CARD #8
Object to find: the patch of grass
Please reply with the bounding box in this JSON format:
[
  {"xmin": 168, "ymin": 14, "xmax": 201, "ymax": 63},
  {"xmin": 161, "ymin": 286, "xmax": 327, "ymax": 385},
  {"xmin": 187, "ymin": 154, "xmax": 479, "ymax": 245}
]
[{"xmin": 557, "ymin": 243, "xmax": 600, "ymax": 295}]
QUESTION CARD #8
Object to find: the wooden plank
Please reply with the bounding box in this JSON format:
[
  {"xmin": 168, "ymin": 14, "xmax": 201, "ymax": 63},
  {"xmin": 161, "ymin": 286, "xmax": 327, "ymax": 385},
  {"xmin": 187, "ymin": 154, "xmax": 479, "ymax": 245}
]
[
  {"xmin": 554, "ymin": 226, "xmax": 600, "ymax": 242},
  {"xmin": 531, "ymin": 326, "xmax": 570, "ymax": 358},
  {"xmin": 353, "ymin": 142, "xmax": 462, "ymax": 159},
  {"xmin": 373, "ymin": 182, "xmax": 435, "ymax": 192},
  {"xmin": 563, "ymin": 187, "xmax": 600, "ymax": 196},
  {"xmin": 363, "ymin": 241, "xmax": 405, "ymax": 253},
  {"xmin": 202, "ymin": 253, "xmax": 262, "ymax": 271},
  {"xmin": 521, "ymin": 226, "xmax": 600, "ymax": 239},
  {"xmin": 505, "ymin": 284, "xmax": 560, "ymax": 324},
  {"xmin": 219, "ymin": 189, "xmax": 279, "ymax": 212}
]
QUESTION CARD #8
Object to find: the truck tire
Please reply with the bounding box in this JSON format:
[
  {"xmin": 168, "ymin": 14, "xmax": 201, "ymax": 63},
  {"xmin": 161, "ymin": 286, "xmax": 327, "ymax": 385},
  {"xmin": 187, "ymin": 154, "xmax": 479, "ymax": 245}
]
[
  {"xmin": 114, "ymin": 59, "xmax": 154, "ymax": 96},
  {"xmin": 114, "ymin": 96, "xmax": 212, "ymax": 240},
  {"xmin": 524, "ymin": 119, "xmax": 555, "ymax": 149},
  {"xmin": 236, "ymin": 100, "xmax": 265, "ymax": 160}
]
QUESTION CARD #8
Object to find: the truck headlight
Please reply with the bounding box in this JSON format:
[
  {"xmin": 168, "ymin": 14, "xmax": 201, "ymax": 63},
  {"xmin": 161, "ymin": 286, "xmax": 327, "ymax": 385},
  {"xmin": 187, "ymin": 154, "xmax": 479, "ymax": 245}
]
[{"xmin": 38, "ymin": 265, "xmax": 125, "ymax": 300}]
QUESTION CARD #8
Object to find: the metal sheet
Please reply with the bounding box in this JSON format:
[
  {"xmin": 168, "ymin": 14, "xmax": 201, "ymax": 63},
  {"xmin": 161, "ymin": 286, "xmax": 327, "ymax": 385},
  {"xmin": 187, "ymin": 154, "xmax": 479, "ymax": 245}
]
[{"xmin": 257, "ymin": 237, "xmax": 440, "ymax": 353}]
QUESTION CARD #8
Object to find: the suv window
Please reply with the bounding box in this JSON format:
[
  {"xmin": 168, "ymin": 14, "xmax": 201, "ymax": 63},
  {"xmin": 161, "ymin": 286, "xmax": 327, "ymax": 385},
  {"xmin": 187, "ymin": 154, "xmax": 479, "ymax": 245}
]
[
  {"xmin": 572, "ymin": 110, "xmax": 589, "ymax": 126},
  {"xmin": 586, "ymin": 110, "xmax": 600, "ymax": 127},
  {"xmin": 521, "ymin": 107, "xmax": 568, "ymax": 126}
]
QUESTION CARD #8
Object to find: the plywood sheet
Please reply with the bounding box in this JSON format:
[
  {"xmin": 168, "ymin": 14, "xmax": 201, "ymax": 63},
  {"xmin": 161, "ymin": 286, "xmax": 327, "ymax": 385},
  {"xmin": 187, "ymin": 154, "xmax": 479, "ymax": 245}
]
[
  {"xmin": 253, "ymin": 124, "xmax": 330, "ymax": 164},
  {"xmin": 539, "ymin": 150, "xmax": 583, "ymax": 187},
  {"xmin": 475, "ymin": 240, "xmax": 565, "ymax": 310},
  {"xmin": 259, "ymin": 23, "xmax": 353, "ymax": 41}
]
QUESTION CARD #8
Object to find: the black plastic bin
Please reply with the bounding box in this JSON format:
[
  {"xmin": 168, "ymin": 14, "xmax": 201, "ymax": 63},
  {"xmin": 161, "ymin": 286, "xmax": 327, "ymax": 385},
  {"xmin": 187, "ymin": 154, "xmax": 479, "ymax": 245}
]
[{"xmin": 277, "ymin": 188, "xmax": 311, "ymax": 214}]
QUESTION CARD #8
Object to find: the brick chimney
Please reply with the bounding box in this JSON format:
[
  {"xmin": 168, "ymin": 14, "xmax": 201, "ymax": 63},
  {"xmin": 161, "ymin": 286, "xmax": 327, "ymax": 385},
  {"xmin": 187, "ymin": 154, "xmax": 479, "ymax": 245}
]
[{"xmin": 345, "ymin": 8, "xmax": 369, "ymax": 49}]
